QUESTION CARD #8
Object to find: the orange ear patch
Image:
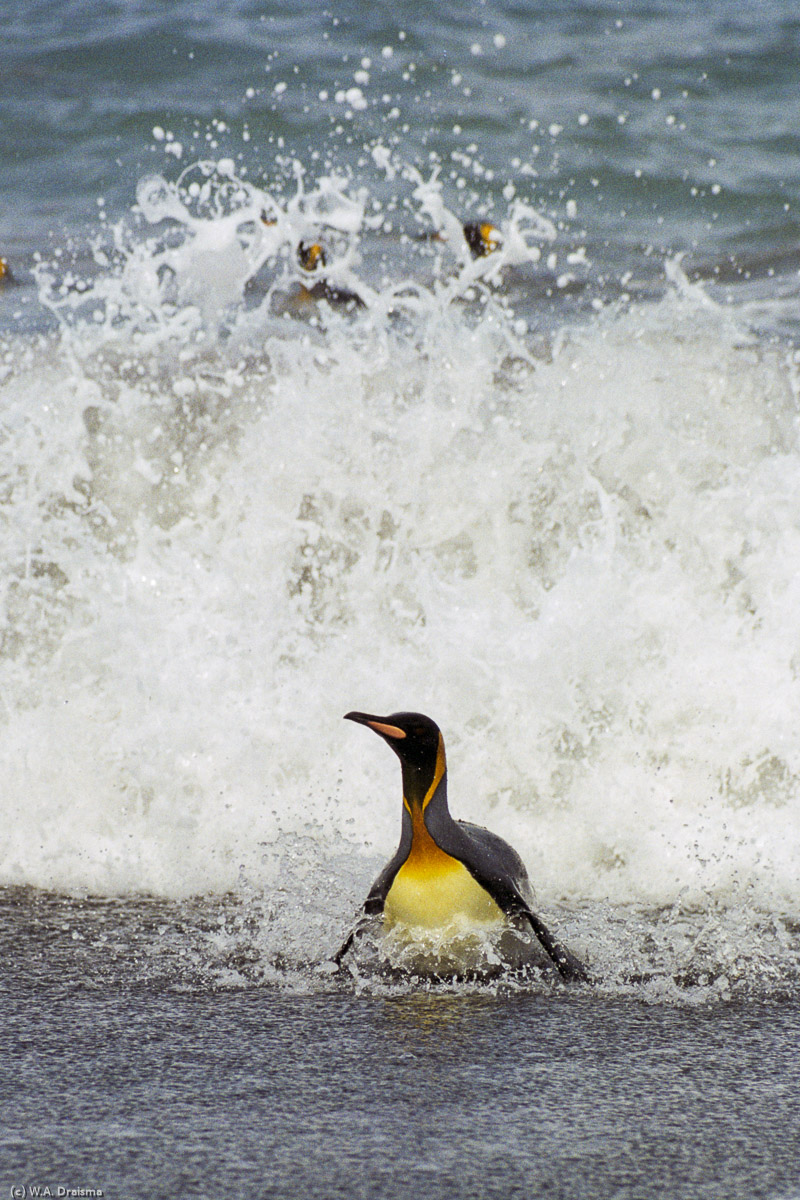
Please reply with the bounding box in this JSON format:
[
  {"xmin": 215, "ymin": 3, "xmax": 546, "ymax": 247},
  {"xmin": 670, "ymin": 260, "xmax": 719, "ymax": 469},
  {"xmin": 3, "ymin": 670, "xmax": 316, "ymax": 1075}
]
[{"xmin": 367, "ymin": 720, "xmax": 407, "ymax": 739}]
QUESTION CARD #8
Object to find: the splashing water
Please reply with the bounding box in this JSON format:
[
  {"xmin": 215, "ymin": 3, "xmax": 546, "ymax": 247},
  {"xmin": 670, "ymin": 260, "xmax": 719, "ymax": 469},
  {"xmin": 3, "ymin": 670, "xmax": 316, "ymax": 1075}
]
[{"xmin": 1, "ymin": 156, "xmax": 800, "ymax": 999}]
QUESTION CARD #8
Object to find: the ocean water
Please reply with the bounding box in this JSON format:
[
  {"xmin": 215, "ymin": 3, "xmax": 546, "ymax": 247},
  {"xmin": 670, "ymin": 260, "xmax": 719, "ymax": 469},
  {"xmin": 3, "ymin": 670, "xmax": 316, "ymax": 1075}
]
[{"xmin": 2, "ymin": 1, "xmax": 800, "ymax": 1196}]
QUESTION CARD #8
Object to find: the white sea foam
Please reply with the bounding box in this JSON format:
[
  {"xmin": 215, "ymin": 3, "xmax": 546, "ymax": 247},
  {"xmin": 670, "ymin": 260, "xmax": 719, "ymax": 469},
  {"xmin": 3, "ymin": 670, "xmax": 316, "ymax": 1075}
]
[{"xmin": 2, "ymin": 169, "xmax": 800, "ymax": 975}]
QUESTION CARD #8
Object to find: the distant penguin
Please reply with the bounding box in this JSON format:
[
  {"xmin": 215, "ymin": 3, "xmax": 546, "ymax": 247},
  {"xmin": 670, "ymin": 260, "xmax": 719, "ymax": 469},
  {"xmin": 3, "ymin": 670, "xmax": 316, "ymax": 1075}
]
[
  {"xmin": 462, "ymin": 220, "xmax": 501, "ymax": 258},
  {"xmin": 419, "ymin": 221, "xmax": 501, "ymax": 258},
  {"xmin": 296, "ymin": 240, "xmax": 365, "ymax": 309},
  {"xmin": 335, "ymin": 711, "xmax": 589, "ymax": 982},
  {"xmin": 0, "ymin": 256, "xmax": 12, "ymax": 283}
]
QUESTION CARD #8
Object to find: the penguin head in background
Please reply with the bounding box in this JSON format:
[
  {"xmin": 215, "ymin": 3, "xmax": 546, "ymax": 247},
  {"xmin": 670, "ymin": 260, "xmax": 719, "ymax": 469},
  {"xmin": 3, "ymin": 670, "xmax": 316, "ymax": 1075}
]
[
  {"xmin": 298, "ymin": 240, "xmax": 327, "ymax": 272},
  {"xmin": 463, "ymin": 221, "xmax": 501, "ymax": 258},
  {"xmin": 344, "ymin": 710, "xmax": 445, "ymax": 801}
]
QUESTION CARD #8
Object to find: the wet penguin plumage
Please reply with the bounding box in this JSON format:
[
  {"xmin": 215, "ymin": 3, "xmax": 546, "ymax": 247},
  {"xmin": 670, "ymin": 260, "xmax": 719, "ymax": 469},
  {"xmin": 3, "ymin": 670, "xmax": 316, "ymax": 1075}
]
[
  {"xmin": 336, "ymin": 711, "xmax": 589, "ymax": 982},
  {"xmin": 296, "ymin": 239, "xmax": 365, "ymax": 309},
  {"xmin": 462, "ymin": 220, "xmax": 501, "ymax": 258},
  {"xmin": 419, "ymin": 221, "xmax": 501, "ymax": 257}
]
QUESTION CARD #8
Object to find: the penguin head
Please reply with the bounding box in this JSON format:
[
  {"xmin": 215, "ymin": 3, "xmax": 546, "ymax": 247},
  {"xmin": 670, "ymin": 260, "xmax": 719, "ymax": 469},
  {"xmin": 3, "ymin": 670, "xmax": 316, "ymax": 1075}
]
[
  {"xmin": 298, "ymin": 240, "xmax": 327, "ymax": 272},
  {"xmin": 344, "ymin": 710, "xmax": 443, "ymax": 773},
  {"xmin": 463, "ymin": 221, "xmax": 500, "ymax": 258}
]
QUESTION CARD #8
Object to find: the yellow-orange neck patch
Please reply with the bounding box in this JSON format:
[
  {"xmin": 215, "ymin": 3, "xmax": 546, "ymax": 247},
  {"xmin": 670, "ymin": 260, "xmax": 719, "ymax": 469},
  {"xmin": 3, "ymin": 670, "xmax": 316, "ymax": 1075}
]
[{"xmin": 401, "ymin": 733, "xmax": 448, "ymax": 874}]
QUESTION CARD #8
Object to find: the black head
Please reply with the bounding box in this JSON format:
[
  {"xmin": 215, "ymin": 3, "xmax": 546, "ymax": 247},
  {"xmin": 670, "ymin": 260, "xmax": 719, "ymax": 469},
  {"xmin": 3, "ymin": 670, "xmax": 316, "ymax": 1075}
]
[
  {"xmin": 298, "ymin": 240, "xmax": 327, "ymax": 272},
  {"xmin": 344, "ymin": 710, "xmax": 442, "ymax": 772},
  {"xmin": 463, "ymin": 221, "xmax": 500, "ymax": 258}
]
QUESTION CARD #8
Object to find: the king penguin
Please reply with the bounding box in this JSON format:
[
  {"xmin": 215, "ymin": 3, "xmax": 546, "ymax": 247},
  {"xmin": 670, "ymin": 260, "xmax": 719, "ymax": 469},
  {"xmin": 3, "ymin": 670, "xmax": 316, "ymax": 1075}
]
[
  {"xmin": 419, "ymin": 221, "xmax": 501, "ymax": 258},
  {"xmin": 335, "ymin": 711, "xmax": 589, "ymax": 982},
  {"xmin": 462, "ymin": 221, "xmax": 501, "ymax": 258},
  {"xmin": 296, "ymin": 240, "xmax": 365, "ymax": 309}
]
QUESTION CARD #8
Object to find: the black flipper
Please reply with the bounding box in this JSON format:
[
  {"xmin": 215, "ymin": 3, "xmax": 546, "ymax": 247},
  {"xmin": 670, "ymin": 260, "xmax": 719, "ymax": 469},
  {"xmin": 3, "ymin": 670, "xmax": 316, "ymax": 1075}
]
[
  {"xmin": 332, "ymin": 920, "xmax": 364, "ymax": 967},
  {"xmin": 515, "ymin": 905, "xmax": 591, "ymax": 983},
  {"xmin": 333, "ymin": 831, "xmax": 410, "ymax": 967}
]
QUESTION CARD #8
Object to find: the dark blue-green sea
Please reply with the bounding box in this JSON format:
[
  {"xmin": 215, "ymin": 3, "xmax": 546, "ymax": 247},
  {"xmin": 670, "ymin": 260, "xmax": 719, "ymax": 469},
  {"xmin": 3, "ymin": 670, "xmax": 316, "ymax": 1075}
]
[{"xmin": 2, "ymin": 2, "xmax": 800, "ymax": 1197}]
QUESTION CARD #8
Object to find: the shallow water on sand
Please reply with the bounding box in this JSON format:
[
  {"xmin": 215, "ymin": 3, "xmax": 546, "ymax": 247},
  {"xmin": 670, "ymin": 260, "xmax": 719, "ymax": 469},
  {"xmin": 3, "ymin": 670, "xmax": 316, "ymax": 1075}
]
[
  {"xmin": 3, "ymin": 977, "xmax": 799, "ymax": 1199},
  {"xmin": 1, "ymin": 891, "xmax": 799, "ymax": 1199}
]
